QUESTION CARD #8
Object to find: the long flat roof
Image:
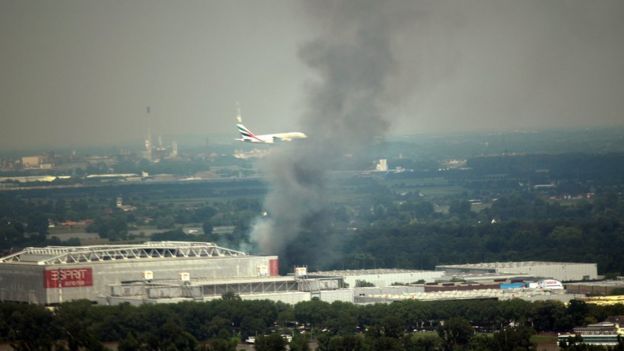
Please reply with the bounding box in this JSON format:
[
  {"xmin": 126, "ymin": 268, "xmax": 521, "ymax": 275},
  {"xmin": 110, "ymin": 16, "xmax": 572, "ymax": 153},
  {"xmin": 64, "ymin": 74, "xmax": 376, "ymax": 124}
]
[
  {"xmin": 567, "ymin": 280, "xmax": 624, "ymax": 287},
  {"xmin": 110, "ymin": 275, "xmax": 296, "ymax": 288},
  {"xmin": 364, "ymin": 288, "xmax": 571, "ymax": 302},
  {"xmin": 440, "ymin": 272, "xmax": 531, "ymax": 280},
  {"xmin": 437, "ymin": 261, "xmax": 595, "ymax": 269},
  {"xmin": 0, "ymin": 241, "xmax": 248, "ymax": 265},
  {"xmin": 309, "ymin": 269, "xmax": 440, "ymax": 276}
]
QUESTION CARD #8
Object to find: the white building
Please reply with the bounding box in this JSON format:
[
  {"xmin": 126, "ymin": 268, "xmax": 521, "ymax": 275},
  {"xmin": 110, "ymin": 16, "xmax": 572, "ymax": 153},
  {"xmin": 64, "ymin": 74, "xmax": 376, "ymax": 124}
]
[
  {"xmin": 308, "ymin": 269, "xmax": 445, "ymax": 288},
  {"xmin": 436, "ymin": 261, "xmax": 598, "ymax": 282},
  {"xmin": 375, "ymin": 159, "xmax": 388, "ymax": 172}
]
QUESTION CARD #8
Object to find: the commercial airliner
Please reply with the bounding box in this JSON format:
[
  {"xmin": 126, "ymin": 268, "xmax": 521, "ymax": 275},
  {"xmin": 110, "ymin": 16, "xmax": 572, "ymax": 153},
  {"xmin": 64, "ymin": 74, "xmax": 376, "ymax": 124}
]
[{"xmin": 235, "ymin": 107, "xmax": 307, "ymax": 144}]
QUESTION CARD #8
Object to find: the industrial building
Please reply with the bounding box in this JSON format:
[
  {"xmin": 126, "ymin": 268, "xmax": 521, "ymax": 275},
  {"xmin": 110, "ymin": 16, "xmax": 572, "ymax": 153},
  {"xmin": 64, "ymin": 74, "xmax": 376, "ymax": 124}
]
[
  {"xmin": 559, "ymin": 321, "xmax": 624, "ymax": 346},
  {"xmin": 583, "ymin": 296, "xmax": 624, "ymax": 306},
  {"xmin": 21, "ymin": 155, "xmax": 43, "ymax": 169},
  {"xmin": 439, "ymin": 272, "xmax": 531, "ymax": 283},
  {"xmin": 356, "ymin": 288, "xmax": 582, "ymax": 304},
  {"xmin": 0, "ymin": 241, "xmax": 279, "ymax": 305},
  {"xmin": 0, "ymin": 242, "xmax": 603, "ymax": 306},
  {"xmin": 436, "ymin": 261, "xmax": 598, "ymax": 282},
  {"xmin": 307, "ymin": 269, "xmax": 445, "ymax": 288},
  {"xmin": 566, "ymin": 279, "xmax": 624, "ymax": 295},
  {"xmin": 101, "ymin": 274, "xmax": 346, "ymax": 305}
]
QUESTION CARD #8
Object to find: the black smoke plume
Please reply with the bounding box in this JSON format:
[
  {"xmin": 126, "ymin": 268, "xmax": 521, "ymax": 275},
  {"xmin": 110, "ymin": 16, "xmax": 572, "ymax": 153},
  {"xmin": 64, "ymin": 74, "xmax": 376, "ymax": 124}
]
[{"xmin": 250, "ymin": 1, "xmax": 417, "ymax": 264}]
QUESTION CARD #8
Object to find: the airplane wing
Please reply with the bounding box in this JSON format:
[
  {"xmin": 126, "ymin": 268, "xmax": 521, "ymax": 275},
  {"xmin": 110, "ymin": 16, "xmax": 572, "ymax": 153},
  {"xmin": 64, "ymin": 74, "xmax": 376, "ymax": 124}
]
[{"xmin": 273, "ymin": 136, "xmax": 291, "ymax": 142}]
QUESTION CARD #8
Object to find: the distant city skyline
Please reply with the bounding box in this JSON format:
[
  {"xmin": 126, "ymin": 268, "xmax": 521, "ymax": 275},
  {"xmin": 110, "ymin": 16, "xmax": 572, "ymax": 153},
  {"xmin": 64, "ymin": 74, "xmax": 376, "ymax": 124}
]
[{"xmin": 1, "ymin": 0, "xmax": 623, "ymax": 149}]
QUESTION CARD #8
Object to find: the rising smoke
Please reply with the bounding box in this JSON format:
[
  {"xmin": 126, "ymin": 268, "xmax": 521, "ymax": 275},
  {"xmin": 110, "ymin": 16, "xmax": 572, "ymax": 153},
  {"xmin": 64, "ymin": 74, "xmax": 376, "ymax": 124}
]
[{"xmin": 249, "ymin": 1, "xmax": 418, "ymax": 259}]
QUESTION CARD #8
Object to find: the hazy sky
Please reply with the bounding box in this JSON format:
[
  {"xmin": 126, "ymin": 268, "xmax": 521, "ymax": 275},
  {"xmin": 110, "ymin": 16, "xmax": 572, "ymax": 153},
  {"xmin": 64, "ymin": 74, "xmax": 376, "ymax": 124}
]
[{"xmin": 1, "ymin": 0, "xmax": 623, "ymax": 149}]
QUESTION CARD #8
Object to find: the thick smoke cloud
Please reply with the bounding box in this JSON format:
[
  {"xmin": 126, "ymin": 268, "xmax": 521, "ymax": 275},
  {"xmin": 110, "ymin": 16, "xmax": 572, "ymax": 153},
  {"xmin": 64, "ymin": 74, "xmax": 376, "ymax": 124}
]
[{"xmin": 249, "ymin": 1, "xmax": 417, "ymax": 256}]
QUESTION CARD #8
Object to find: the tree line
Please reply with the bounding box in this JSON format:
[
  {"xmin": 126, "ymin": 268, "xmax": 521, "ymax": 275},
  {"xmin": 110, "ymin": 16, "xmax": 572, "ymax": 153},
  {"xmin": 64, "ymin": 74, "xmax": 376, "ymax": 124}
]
[
  {"xmin": 278, "ymin": 191, "xmax": 624, "ymax": 274},
  {"xmin": 1, "ymin": 298, "xmax": 623, "ymax": 351}
]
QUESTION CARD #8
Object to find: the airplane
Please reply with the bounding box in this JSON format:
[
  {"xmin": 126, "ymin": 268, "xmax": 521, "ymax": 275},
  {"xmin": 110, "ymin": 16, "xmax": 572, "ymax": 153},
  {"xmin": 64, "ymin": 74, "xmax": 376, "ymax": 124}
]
[{"xmin": 235, "ymin": 106, "xmax": 307, "ymax": 144}]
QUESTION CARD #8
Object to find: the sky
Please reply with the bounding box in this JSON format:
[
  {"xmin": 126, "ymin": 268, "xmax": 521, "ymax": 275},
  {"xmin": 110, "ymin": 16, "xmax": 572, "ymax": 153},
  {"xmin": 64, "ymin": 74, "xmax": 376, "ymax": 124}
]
[{"xmin": 1, "ymin": 0, "xmax": 623, "ymax": 149}]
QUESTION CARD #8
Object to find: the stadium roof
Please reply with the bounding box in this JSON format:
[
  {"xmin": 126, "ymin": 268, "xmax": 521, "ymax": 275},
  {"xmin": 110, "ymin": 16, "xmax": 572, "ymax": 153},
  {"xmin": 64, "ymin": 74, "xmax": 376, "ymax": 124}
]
[{"xmin": 0, "ymin": 241, "xmax": 247, "ymax": 265}]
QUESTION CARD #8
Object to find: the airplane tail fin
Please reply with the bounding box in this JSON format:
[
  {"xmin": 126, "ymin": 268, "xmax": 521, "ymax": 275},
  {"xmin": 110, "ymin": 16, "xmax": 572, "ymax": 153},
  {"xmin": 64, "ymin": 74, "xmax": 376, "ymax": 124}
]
[
  {"xmin": 234, "ymin": 104, "xmax": 260, "ymax": 142},
  {"xmin": 236, "ymin": 122, "xmax": 258, "ymax": 142}
]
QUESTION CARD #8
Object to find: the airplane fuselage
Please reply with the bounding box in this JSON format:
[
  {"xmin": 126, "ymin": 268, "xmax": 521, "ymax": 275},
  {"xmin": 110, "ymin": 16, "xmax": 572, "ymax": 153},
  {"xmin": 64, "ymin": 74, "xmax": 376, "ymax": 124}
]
[{"xmin": 236, "ymin": 123, "xmax": 307, "ymax": 144}]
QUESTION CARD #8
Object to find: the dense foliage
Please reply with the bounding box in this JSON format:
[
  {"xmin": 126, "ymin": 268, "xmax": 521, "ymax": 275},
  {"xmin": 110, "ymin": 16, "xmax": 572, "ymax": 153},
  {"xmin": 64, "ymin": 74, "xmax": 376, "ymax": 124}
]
[
  {"xmin": 1, "ymin": 299, "xmax": 623, "ymax": 350},
  {"xmin": 2, "ymin": 152, "xmax": 624, "ymax": 276},
  {"xmin": 279, "ymin": 190, "xmax": 624, "ymax": 274}
]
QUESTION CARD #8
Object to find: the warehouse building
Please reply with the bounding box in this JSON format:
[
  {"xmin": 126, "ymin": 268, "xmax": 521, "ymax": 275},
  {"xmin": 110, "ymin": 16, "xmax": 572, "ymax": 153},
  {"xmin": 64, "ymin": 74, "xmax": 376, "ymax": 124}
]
[
  {"xmin": 439, "ymin": 272, "xmax": 531, "ymax": 283},
  {"xmin": 566, "ymin": 279, "xmax": 624, "ymax": 296},
  {"xmin": 100, "ymin": 274, "xmax": 347, "ymax": 305},
  {"xmin": 0, "ymin": 242, "xmax": 600, "ymax": 306},
  {"xmin": 436, "ymin": 261, "xmax": 598, "ymax": 282},
  {"xmin": 357, "ymin": 288, "xmax": 582, "ymax": 304},
  {"xmin": 0, "ymin": 241, "xmax": 279, "ymax": 305},
  {"xmin": 307, "ymin": 269, "xmax": 445, "ymax": 288}
]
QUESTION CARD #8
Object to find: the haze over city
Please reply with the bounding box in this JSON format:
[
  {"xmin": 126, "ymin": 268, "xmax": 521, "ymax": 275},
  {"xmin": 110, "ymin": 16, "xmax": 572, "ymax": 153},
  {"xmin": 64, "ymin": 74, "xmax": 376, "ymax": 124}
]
[
  {"xmin": 1, "ymin": 0, "xmax": 623, "ymax": 149},
  {"xmin": 3, "ymin": 2, "xmax": 624, "ymax": 350}
]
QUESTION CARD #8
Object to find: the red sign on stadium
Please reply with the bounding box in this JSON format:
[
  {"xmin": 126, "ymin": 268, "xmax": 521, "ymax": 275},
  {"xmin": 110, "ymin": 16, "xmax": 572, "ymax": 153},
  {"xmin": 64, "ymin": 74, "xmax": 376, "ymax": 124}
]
[
  {"xmin": 269, "ymin": 259, "xmax": 279, "ymax": 276},
  {"xmin": 44, "ymin": 268, "xmax": 93, "ymax": 288}
]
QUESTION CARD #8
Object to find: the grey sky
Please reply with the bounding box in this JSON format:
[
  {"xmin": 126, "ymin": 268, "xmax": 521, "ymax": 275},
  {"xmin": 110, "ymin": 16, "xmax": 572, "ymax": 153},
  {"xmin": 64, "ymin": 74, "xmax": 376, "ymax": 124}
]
[{"xmin": 1, "ymin": 0, "xmax": 623, "ymax": 149}]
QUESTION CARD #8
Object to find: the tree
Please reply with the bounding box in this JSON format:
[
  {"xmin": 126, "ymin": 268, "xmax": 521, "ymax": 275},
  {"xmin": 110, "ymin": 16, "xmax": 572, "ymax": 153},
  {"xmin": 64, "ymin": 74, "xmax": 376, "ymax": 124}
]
[
  {"xmin": 144, "ymin": 318, "xmax": 198, "ymax": 351},
  {"xmin": 117, "ymin": 332, "xmax": 142, "ymax": 351},
  {"xmin": 369, "ymin": 336, "xmax": 404, "ymax": 351},
  {"xmin": 566, "ymin": 300, "xmax": 589, "ymax": 327},
  {"xmin": 195, "ymin": 206, "xmax": 218, "ymax": 222},
  {"xmin": 152, "ymin": 229, "xmax": 192, "ymax": 241},
  {"xmin": 88, "ymin": 216, "xmax": 128, "ymax": 241},
  {"xmin": 203, "ymin": 222, "xmax": 214, "ymax": 235},
  {"xmin": 327, "ymin": 335, "xmax": 368, "ymax": 351},
  {"xmin": 27, "ymin": 213, "xmax": 49, "ymax": 237},
  {"xmin": 382, "ymin": 315, "xmax": 404, "ymax": 338},
  {"xmin": 531, "ymin": 301, "xmax": 567, "ymax": 332},
  {"xmin": 492, "ymin": 326, "xmax": 535, "ymax": 351},
  {"xmin": 155, "ymin": 215, "xmax": 175, "ymax": 229},
  {"xmin": 289, "ymin": 333, "xmax": 310, "ymax": 351},
  {"xmin": 221, "ymin": 291, "xmax": 242, "ymax": 301},
  {"xmin": 449, "ymin": 200, "xmax": 472, "ymax": 218},
  {"xmin": 54, "ymin": 300, "xmax": 106, "ymax": 351},
  {"xmin": 437, "ymin": 317, "xmax": 474, "ymax": 351},
  {"xmin": 6, "ymin": 304, "xmax": 59, "ymax": 351},
  {"xmin": 355, "ymin": 280, "xmax": 375, "ymax": 287},
  {"xmin": 255, "ymin": 333, "xmax": 286, "ymax": 351},
  {"xmin": 467, "ymin": 334, "xmax": 494, "ymax": 351},
  {"xmin": 202, "ymin": 337, "xmax": 238, "ymax": 351},
  {"xmin": 403, "ymin": 334, "xmax": 443, "ymax": 351}
]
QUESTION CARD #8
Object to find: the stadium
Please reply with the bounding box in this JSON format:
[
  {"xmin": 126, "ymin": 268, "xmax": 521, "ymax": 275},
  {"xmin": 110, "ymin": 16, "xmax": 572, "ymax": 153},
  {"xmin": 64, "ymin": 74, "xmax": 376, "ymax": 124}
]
[{"xmin": 0, "ymin": 241, "xmax": 279, "ymax": 304}]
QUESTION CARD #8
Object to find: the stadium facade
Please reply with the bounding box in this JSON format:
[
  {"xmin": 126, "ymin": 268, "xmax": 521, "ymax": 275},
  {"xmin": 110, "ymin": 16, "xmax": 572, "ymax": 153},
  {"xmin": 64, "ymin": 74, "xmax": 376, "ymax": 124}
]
[{"xmin": 0, "ymin": 241, "xmax": 278, "ymax": 304}]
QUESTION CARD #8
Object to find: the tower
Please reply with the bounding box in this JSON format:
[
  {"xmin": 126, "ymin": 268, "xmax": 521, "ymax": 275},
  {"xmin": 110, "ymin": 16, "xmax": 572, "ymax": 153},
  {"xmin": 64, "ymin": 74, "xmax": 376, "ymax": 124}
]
[
  {"xmin": 145, "ymin": 106, "xmax": 153, "ymax": 162},
  {"xmin": 170, "ymin": 141, "xmax": 178, "ymax": 158}
]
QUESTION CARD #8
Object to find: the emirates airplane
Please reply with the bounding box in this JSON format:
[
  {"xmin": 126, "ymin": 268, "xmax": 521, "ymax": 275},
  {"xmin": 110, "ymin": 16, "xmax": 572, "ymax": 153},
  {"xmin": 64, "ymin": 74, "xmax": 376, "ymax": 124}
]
[{"xmin": 235, "ymin": 107, "xmax": 307, "ymax": 144}]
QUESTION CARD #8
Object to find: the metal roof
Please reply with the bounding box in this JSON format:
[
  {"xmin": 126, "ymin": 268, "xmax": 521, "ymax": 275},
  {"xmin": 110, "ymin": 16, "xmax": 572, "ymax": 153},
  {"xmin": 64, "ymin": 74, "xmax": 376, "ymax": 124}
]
[
  {"xmin": 566, "ymin": 280, "xmax": 624, "ymax": 287},
  {"xmin": 111, "ymin": 275, "xmax": 296, "ymax": 287},
  {"xmin": 437, "ymin": 261, "xmax": 593, "ymax": 269},
  {"xmin": 365, "ymin": 288, "xmax": 567, "ymax": 302},
  {"xmin": 0, "ymin": 241, "xmax": 247, "ymax": 265},
  {"xmin": 309, "ymin": 269, "xmax": 439, "ymax": 276}
]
